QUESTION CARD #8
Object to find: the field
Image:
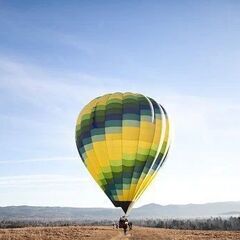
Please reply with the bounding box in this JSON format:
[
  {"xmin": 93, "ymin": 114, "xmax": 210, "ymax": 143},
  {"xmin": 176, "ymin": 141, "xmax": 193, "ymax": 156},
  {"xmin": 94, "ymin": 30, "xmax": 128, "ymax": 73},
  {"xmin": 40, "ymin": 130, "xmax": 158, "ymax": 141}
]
[{"xmin": 0, "ymin": 226, "xmax": 240, "ymax": 240}]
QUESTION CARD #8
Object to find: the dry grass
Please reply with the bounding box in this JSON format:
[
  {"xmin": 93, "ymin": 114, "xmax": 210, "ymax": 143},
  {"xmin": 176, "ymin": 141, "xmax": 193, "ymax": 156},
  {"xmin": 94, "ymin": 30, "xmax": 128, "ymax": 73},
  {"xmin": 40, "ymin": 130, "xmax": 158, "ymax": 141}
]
[
  {"xmin": 0, "ymin": 226, "xmax": 115, "ymax": 240},
  {"xmin": 130, "ymin": 227, "xmax": 240, "ymax": 240},
  {"xmin": 0, "ymin": 226, "xmax": 240, "ymax": 240}
]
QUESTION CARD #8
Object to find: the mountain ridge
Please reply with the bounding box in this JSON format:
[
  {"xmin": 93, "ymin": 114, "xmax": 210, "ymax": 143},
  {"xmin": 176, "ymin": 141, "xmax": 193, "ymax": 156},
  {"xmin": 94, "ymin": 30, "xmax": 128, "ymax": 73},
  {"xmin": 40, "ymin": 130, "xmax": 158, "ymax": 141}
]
[{"xmin": 1, "ymin": 201, "xmax": 240, "ymax": 220}]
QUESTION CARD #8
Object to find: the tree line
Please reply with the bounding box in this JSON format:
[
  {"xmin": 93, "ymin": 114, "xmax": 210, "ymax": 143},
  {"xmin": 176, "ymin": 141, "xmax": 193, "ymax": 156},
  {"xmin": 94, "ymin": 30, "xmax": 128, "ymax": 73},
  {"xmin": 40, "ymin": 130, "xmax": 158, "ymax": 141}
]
[
  {"xmin": 0, "ymin": 217, "xmax": 240, "ymax": 231},
  {"xmin": 134, "ymin": 217, "xmax": 240, "ymax": 231},
  {"xmin": 0, "ymin": 219, "xmax": 112, "ymax": 229}
]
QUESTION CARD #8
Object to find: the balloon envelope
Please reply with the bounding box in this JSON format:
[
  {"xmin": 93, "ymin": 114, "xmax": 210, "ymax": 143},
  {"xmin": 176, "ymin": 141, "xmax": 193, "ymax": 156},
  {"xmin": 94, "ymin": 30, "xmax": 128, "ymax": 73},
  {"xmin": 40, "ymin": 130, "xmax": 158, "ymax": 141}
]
[{"xmin": 75, "ymin": 92, "xmax": 170, "ymax": 214}]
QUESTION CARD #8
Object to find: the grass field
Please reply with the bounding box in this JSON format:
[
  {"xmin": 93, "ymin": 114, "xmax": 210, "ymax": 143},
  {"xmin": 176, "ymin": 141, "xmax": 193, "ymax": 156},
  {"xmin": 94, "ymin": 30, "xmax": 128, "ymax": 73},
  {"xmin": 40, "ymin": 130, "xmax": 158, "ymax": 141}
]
[{"xmin": 0, "ymin": 226, "xmax": 240, "ymax": 240}]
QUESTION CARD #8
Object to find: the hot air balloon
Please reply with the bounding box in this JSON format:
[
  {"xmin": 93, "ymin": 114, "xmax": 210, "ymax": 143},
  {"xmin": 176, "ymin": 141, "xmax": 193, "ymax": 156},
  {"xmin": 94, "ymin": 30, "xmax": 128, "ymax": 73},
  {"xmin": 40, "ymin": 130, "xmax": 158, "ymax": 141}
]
[{"xmin": 75, "ymin": 92, "xmax": 171, "ymax": 215}]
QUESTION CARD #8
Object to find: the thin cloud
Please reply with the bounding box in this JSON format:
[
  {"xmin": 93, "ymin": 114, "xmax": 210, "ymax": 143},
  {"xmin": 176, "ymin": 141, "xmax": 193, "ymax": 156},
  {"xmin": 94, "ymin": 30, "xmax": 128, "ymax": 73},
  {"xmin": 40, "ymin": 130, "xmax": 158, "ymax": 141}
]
[
  {"xmin": 0, "ymin": 56, "xmax": 121, "ymax": 104},
  {"xmin": 0, "ymin": 156, "xmax": 79, "ymax": 164},
  {"xmin": 0, "ymin": 174, "xmax": 88, "ymax": 187}
]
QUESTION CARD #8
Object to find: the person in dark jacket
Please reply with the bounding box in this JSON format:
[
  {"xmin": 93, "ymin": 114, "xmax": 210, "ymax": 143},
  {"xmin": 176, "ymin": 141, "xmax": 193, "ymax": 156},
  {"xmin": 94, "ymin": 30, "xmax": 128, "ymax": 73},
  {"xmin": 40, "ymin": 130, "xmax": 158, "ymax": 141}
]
[
  {"xmin": 119, "ymin": 216, "xmax": 128, "ymax": 235},
  {"xmin": 123, "ymin": 219, "xmax": 128, "ymax": 235},
  {"xmin": 128, "ymin": 221, "xmax": 132, "ymax": 230}
]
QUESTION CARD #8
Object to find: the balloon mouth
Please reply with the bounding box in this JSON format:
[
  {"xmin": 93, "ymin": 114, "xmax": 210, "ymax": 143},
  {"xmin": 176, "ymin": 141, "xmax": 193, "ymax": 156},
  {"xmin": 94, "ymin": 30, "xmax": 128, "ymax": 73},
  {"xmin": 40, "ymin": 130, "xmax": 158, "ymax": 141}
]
[{"xmin": 113, "ymin": 201, "xmax": 133, "ymax": 214}]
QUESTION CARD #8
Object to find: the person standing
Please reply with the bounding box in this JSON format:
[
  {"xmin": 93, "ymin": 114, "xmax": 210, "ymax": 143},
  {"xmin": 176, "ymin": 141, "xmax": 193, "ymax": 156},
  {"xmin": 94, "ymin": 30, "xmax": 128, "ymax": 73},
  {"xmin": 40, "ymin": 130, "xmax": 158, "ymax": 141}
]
[{"xmin": 123, "ymin": 219, "xmax": 128, "ymax": 235}]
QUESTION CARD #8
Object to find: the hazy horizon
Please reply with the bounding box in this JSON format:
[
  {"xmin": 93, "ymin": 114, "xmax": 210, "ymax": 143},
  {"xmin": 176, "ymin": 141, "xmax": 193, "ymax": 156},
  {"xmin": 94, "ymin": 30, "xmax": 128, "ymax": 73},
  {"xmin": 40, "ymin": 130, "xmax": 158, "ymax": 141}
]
[
  {"xmin": 2, "ymin": 200, "xmax": 240, "ymax": 209},
  {"xmin": 1, "ymin": 1, "xmax": 240, "ymax": 208}
]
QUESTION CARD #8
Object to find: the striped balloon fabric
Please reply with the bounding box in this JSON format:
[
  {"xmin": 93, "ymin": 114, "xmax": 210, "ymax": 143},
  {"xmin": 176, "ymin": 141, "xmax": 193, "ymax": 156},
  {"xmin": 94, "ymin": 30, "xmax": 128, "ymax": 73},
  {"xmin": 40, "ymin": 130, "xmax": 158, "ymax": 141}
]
[{"xmin": 75, "ymin": 92, "xmax": 171, "ymax": 214}]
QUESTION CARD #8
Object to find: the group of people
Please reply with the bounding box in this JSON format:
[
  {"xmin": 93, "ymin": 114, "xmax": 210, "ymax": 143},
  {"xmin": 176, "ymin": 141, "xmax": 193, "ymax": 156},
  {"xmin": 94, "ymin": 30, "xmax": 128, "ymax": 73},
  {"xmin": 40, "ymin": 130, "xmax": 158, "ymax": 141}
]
[{"xmin": 112, "ymin": 216, "xmax": 132, "ymax": 235}]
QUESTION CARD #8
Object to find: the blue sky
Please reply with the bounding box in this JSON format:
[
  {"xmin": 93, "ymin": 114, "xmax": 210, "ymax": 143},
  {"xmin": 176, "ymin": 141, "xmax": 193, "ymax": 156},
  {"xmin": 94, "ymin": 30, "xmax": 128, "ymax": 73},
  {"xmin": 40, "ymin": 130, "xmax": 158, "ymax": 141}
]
[{"xmin": 0, "ymin": 1, "xmax": 240, "ymax": 208}]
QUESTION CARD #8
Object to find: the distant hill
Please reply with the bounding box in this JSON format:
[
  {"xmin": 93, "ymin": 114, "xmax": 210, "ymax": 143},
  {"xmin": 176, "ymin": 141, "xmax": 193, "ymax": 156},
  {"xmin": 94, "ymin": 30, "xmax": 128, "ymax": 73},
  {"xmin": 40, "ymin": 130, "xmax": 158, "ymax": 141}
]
[
  {"xmin": 221, "ymin": 211, "xmax": 240, "ymax": 216},
  {"xmin": 133, "ymin": 202, "xmax": 240, "ymax": 218},
  {"xmin": 0, "ymin": 201, "xmax": 240, "ymax": 221}
]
